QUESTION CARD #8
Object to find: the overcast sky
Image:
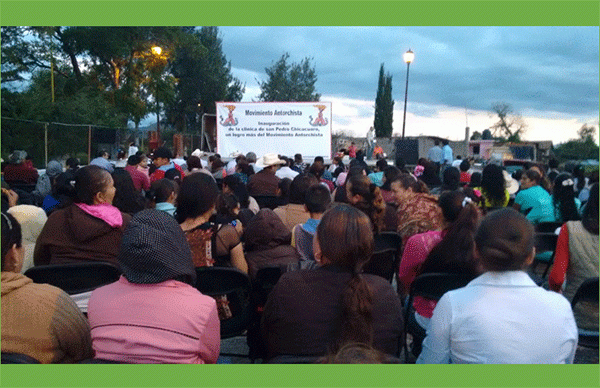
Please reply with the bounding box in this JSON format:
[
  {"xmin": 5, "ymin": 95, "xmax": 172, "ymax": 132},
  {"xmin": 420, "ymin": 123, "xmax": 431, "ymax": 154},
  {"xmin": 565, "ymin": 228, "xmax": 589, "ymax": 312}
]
[{"xmin": 219, "ymin": 26, "xmax": 599, "ymax": 144}]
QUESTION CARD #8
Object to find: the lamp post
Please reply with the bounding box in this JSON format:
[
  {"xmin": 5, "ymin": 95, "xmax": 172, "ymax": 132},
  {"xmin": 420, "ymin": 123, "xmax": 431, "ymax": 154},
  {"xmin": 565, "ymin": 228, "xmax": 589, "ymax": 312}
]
[
  {"xmin": 151, "ymin": 46, "xmax": 163, "ymax": 145},
  {"xmin": 401, "ymin": 49, "xmax": 414, "ymax": 140}
]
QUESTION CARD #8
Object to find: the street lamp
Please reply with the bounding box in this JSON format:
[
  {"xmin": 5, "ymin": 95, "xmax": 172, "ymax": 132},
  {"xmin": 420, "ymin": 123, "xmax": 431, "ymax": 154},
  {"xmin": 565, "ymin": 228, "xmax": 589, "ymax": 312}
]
[
  {"xmin": 401, "ymin": 48, "xmax": 414, "ymax": 140},
  {"xmin": 151, "ymin": 46, "xmax": 163, "ymax": 145}
]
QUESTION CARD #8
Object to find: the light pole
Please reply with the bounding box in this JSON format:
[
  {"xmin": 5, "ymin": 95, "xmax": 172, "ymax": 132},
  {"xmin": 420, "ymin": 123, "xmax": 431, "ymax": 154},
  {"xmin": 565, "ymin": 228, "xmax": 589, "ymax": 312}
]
[
  {"xmin": 401, "ymin": 49, "xmax": 414, "ymax": 140},
  {"xmin": 151, "ymin": 46, "xmax": 163, "ymax": 145}
]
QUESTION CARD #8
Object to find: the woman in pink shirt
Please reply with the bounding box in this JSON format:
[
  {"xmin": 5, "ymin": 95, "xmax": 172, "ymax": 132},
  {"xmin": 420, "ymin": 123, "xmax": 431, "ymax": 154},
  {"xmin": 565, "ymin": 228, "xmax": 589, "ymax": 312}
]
[{"xmin": 87, "ymin": 209, "xmax": 220, "ymax": 364}]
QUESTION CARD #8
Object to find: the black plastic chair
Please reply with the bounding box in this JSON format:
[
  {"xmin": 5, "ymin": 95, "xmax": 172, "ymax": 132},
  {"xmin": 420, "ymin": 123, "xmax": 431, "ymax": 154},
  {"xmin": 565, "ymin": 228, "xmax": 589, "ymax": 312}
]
[
  {"xmin": 247, "ymin": 266, "xmax": 284, "ymax": 362},
  {"xmin": 1, "ymin": 352, "xmax": 40, "ymax": 364},
  {"xmin": 195, "ymin": 267, "xmax": 252, "ymax": 358},
  {"xmin": 531, "ymin": 232, "xmax": 558, "ymax": 279},
  {"xmin": 571, "ymin": 277, "xmax": 599, "ymax": 349},
  {"xmin": 403, "ymin": 272, "xmax": 475, "ymax": 363},
  {"xmin": 364, "ymin": 232, "xmax": 403, "ymax": 283},
  {"xmin": 24, "ymin": 262, "xmax": 121, "ymax": 295},
  {"xmin": 536, "ymin": 221, "xmax": 563, "ymax": 233}
]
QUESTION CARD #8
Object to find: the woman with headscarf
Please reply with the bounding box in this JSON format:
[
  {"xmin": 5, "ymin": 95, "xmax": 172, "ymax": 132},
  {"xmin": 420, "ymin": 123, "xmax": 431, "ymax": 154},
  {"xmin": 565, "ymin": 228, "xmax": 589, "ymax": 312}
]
[
  {"xmin": 87, "ymin": 209, "xmax": 220, "ymax": 363},
  {"xmin": 32, "ymin": 160, "xmax": 63, "ymax": 205},
  {"xmin": 33, "ymin": 165, "xmax": 131, "ymax": 266}
]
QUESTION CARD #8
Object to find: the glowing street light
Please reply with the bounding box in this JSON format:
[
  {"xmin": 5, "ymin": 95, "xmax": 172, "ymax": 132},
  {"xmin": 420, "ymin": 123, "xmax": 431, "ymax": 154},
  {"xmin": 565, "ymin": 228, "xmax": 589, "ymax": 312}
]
[
  {"xmin": 401, "ymin": 49, "xmax": 414, "ymax": 140},
  {"xmin": 151, "ymin": 46, "xmax": 163, "ymax": 145}
]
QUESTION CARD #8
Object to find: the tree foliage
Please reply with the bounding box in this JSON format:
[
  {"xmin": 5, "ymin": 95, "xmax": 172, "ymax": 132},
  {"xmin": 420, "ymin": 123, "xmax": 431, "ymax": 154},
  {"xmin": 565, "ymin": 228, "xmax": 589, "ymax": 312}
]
[
  {"xmin": 257, "ymin": 53, "xmax": 320, "ymax": 102},
  {"xmin": 489, "ymin": 103, "xmax": 527, "ymax": 142},
  {"xmin": 554, "ymin": 124, "xmax": 599, "ymax": 161},
  {"xmin": 373, "ymin": 63, "xmax": 394, "ymax": 137}
]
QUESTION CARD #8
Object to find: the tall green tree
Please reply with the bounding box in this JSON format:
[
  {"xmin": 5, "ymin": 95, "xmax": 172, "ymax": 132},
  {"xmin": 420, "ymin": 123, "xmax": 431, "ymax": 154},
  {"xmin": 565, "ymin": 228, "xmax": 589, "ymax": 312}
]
[
  {"xmin": 373, "ymin": 63, "xmax": 394, "ymax": 137},
  {"xmin": 258, "ymin": 53, "xmax": 320, "ymax": 102},
  {"xmin": 168, "ymin": 27, "xmax": 244, "ymax": 132},
  {"xmin": 554, "ymin": 124, "xmax": 599, "ymax": 161}
]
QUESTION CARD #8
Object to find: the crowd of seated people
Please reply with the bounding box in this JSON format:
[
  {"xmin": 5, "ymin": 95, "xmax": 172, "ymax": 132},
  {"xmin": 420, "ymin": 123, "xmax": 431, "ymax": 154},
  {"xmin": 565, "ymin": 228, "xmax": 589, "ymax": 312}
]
[{"xmin": 1, "ymin": 146, "xmax": 597, "ymax": 364}]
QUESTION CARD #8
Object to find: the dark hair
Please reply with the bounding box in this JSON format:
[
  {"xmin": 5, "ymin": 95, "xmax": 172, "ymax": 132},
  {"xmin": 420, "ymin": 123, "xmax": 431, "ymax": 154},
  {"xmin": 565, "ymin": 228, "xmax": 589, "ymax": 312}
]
[
  {"xmin": 222, "ymin": 174, "xmax": 250, "ymax": 208},
  {"xmin": 582, "ymin": 183, "xmax": 599, "ymax": 235},
  {"xmin": 481, "ymin": 164, "xmax": 506, "ymax": 207},
  {"xmin": 289, "ymin": 173, "xmax": 319, "ymax": 204},
  {"xmin": 395, "ymin": 157, "xmax": 406, "ymax": 171},
  {"xmin": 392, "ymin": 173, "xmax": 428, "ymax": 194},
  {"xmin": 314, "ymin": 156, "xmax": 324, "ymax": 164},
  {"xmin": 573, "ymin": 165, "xmax": 586, "ymax": 192},
  {"xmin": 475, "ymin": 208, "xmax": 534, "ymax": 271},
  {"xmin": 381, "ymin": 166, "xmax": 401, "ymax": 191},
  {"xmin": 469, "ymin": 172, "xmax": 482, "ymax": 187},
  {"xmin": 441, "ymin": 167, "xmax": 460, "ymax": 192},
  {"xmin": 347, "ymin": 175, "xmax": 385, "ymax": 233},
  {"xmin": 459, "ymin": 159, "xmax": 470, "ymax": 172},
  {"xmin": 294, "ymin": 153, "xmax": 303, "ymax": 163},
  {"xmin": 149, "ymin": 178, "xmax": 178, "ymax": 204},
  {"xmin": 320, "ymin": 342, "xmax": 388, "ymax": 364},
  {"xmin": 548, "ymin": 158, "xmax": 559, "ymax": 169},
  {"xmin": 176, "ymin": 173, "xmax": 219, "ymax": 223},
  {"xmin": 186, "ymin": 155, "xmax": 202, "ymax": 171},
  {"xmin": 524, "ymin": 168, "xmax": 542, "ymax": 185},
  {"xmin": 347, "ymin": 165, "xmax": 367, "ymax": 179},
  {"xmin": 316, "ymin": 204, "xmax": 374, "ymax": 350},
  {"xmin": 442, "ymin": 139, "xmax": 449, "ymax": 146},
  {"xmin": 164, "ymin": 168, "xmax": 183, "ymax": 184},
  {"xmin": 1, "ymin": 212, "xmax": 22, "ymax": 270},
  {"xmin": 236, "ymin": 160, "xmax": 254, "ymax": 177},
  {"xmin": 112, "ymin": 169, "xmax": 147, "ymax": 215},
  {"xmin": 309, "ymin": 162, "xmax": 325, "ymax": 180},
  {"xmin": 117, "ymin": 150, "xmax": 126, "ymax": 160},
  {"xmin": 418, "ymin": 160, "xmax": 441, "ymax": 190},
  {"xmin": 419, "ymin": 191, "xmax": 481, "ymax": 277},
  {"xmin": 552, "ymin": 173, "xmax": 581, "ymax": 223},
  {"xmin": 278, "ymin": 178, "xmax": 292, "ymax": 201},
  {"xmin": 127, "ymin": 155, "xmax": 141, "ymax": 166},
  {"xmin": 74, "ymin": 165, "xmax": 112, "ymax": 205},
  {"xmin": 97, "ymin": 150, "xmax": 108, "ymax": 158},
  {"xmin": 434, "ymin": 140, "xmax": 440, "ymax": 146},
  {"xmin": 216, "ymin": 193, "xmax": 240, "ymax": 222},
  {"xmin": 305, "ymin": 184, "xmax": 331, "ymax": 214},
  {"xmin": 210, "ymin": 157, "xmax": 225, "ymax": 172},
  {"xmin": 375, "ymin": 159, "xmax": 388, "ymax": 172},
  {"xmin": 65, "ymin": 157, "xmax": 80, "ymax": 170}
]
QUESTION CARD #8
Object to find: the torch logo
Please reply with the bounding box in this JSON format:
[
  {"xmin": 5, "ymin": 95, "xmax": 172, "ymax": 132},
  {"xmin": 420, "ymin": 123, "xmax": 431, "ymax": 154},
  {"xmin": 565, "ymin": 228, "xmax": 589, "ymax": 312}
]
[
  {"xmin": 309, "ymin": 104, "xmax": 329, "ymax": 126},
  {"xmin": 220, "ymin": 105, "xmax": 238, "ymax": 126}
]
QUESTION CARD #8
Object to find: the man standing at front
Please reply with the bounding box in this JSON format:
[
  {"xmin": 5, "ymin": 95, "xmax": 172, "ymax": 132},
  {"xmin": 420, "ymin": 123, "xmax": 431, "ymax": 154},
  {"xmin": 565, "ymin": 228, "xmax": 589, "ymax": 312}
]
[{"xmin": 441, "ymin": 139, "xmax": 453, "ymax": 173}]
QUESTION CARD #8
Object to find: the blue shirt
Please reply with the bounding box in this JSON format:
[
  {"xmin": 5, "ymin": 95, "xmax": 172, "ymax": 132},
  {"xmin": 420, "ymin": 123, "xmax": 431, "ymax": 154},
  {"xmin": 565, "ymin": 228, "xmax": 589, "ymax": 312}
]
[
  {"xmin": 428, "ymin": 146, "xmax": 443, "ymax": 163},
  {"xmin": 302, "ymin": 218, "xmax": 321, "ymax": 234},
  {"xmin": 514, "ymin": 185, "xmax": 554, "ymax": 224},
  {"xmin": 368, "ymin": 171, "xmax": 384, "ymax": 187},
  {"xmin": 155, "ymin": 202, "xmax": 176, "ymax": 217},
  {"xmin": 442, "ymin": 145, "xmax": 453, "ymax": 164}
]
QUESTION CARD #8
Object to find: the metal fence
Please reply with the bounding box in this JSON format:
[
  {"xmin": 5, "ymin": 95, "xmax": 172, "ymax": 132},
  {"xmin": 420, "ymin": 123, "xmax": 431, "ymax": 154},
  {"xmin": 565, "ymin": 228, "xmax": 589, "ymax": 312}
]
[{"xmin": 1, "ymin": 117, "xmax": 128, "ymax": 167}]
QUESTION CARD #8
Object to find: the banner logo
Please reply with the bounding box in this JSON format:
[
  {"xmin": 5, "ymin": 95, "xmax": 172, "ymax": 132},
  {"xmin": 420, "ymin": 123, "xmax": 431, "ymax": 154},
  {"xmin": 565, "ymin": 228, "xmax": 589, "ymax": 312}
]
[
  {"xmin": 309, "ymin": 104, "xmax": 329, "ymax": 126},
  {"xmin": 220, "ymin": 104, "xmax": 239, "ymax": 126}
]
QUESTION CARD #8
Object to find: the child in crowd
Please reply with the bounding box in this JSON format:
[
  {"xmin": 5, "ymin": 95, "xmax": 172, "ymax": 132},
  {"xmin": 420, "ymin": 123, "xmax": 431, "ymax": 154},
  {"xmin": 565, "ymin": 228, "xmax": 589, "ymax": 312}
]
[{"xmin": 291, "ymin": 184, "xmax": 331, "ymax": 266}]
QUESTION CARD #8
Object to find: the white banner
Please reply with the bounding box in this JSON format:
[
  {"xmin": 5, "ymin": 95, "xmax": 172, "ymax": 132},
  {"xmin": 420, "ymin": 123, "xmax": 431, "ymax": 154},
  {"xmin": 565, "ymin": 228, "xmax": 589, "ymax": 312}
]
[{"xmin": 216, "ymin": 102, "xmax": 332, "ymax": 159}]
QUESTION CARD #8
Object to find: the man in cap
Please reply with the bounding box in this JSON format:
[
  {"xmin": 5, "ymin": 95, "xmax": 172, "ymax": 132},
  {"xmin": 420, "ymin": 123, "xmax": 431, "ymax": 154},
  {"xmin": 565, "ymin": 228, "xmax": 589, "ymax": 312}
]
[
  {"xmin": 149, "ymin": 147, "xmax": 185, "ymax": 183},
  {"xmin": 247, "ymin": 153, "xmax": 284, "ymax": 196}
]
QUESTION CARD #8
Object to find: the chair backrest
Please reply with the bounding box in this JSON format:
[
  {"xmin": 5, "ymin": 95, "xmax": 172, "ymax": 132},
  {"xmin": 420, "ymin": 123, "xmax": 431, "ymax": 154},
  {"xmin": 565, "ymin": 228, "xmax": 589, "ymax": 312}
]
[
  {"xmin": 373, "ymin": 231, "xmax": 402, "ymax": 252},
  {"xmin": 1, "ymin": 352, "xmax": 40, "ymax": 364},
  {"xmin": 24, "ymin": 262, "xmax": 121, "ymax": 294},
  {"xmin": 536, "ymin": 221, "xmax": 563, "ymax": 233},
  {"xmin": 408, "ymin": 272, "xmax": 475, "ymax": 303},
  {"xmin": 534, "ymin": 232, "xmax": 558, "ymax": 254},
  {"xmin": 572, "ymin": 277, "xmax": 599, "ymax": 308},
  {"xmin": 195, "ymin": 267, "xmax": 252, "ymax": 339},
  {"xmin": 363, "ymin": 248, "xmax": 397, "ymax": 283}
]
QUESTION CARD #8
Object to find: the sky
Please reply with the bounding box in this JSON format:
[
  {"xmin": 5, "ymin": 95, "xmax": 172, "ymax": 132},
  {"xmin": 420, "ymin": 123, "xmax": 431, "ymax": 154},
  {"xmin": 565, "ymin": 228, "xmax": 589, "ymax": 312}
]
[{"xmin": 218, "ymin": 26, "xmax": 599, "ymax": 145}]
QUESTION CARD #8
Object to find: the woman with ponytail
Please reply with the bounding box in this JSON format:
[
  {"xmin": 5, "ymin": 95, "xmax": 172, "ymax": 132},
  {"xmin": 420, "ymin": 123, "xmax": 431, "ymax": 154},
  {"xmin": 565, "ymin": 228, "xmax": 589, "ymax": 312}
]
[
  {"xmin": 261, "ymin": 204, "xmax": 403, "ymax": 361},
  {"xmin": 399, "ymin": 191, "xmax": 481, "ymax": 329},
  {"xmin": 418, "ymin": 208, "xmax": 577, "ymax": 364},
  {"xmin": 346, "ymin": 174, "xmax": 390, "ymax": 233}
]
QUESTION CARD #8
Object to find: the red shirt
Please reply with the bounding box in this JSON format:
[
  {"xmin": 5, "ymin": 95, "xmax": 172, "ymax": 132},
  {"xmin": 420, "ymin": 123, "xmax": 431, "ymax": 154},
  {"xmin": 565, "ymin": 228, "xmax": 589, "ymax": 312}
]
[
  {"xmin": 348, "ymin": 145, "xmax": 357, "ymax": 158},
  {"xmin": 150, "ymin": 162, "xmax": 184, "ymax": 183},
  {"xmin": 460, "ymin": 171, "xmax": 471, "ymax": 184}
]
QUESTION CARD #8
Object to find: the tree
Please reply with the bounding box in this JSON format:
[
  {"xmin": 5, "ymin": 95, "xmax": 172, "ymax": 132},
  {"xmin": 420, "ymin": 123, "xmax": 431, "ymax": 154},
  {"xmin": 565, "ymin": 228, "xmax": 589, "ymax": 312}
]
[
  {"xmin": 489, "ymin": 103, "xmax": 527, "ymax": 142},
  {"xmin": 373, "ymin": 64, "xmax": 394, "ymax": 137},
  {"xmin": 554, "ymin": 124, "xmax": 599, "ymax": 161},
  {"xmin": 168, "ymin": 27, "xmax": 244, "ymax": 132},
  {"xmin": 257, "ymin": 53, "xmax": 320, "ymax": 102}
]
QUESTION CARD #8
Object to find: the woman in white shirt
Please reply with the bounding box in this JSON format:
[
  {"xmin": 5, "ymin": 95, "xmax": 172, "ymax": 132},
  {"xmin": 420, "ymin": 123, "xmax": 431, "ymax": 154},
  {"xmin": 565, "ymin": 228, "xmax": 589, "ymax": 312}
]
[{"xmin": 417, "ymin": 208, "xmax": 578, "ymax": 364}]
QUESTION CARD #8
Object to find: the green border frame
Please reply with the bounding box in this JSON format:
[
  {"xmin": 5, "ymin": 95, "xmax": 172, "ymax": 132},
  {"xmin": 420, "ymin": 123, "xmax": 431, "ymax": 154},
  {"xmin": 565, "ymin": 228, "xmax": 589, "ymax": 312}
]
[{"xmin": 1, "ymin": 1, "xmax": 599, "ymax": 387}]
